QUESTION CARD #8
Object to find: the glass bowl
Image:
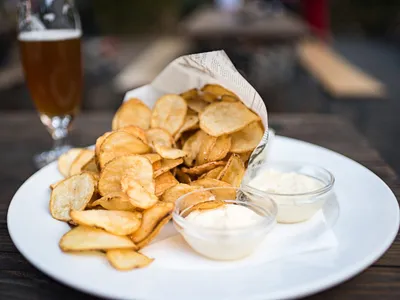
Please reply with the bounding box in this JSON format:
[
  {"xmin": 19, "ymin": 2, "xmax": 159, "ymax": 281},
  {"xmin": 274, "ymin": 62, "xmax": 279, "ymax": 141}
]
[
  {"xmin": 242, "ymin": 161, "xmax": 335, "ymax": 223},
  {"xmin": 172, "ymin": 187, "xmax": 277, "ymax": 261}
]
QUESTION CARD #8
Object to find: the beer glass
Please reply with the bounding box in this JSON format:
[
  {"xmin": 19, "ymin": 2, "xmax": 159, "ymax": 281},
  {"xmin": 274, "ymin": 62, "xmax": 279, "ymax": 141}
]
[{"xmin": 18, "ymin": 0, "xmax": 82, "ymax": 168}]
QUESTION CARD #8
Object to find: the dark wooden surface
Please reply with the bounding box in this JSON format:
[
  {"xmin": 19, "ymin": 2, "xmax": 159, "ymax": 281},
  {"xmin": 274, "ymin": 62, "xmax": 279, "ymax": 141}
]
[{"xmin": 1, "ymin": 112, "xmax": 399, "ymax": 299}]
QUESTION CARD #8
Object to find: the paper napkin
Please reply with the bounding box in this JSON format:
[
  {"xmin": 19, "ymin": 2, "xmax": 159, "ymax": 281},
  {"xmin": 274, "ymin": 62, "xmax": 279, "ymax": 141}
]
[{"xmin": 141, "ymin": 211, "xmax": 338, "ymax": 270}]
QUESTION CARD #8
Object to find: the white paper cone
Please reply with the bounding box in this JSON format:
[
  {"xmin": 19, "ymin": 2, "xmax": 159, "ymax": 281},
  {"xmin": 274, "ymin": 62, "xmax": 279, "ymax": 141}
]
[{"xmin": 123, "ymin": 50, "xmax": 270, "ymax": 166}]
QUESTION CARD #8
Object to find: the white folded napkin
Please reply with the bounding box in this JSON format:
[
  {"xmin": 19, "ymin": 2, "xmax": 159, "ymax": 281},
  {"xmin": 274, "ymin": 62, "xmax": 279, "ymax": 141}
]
[{"xmin": 141, "ymin": 211, "xmax": 338, "ymax": 270}]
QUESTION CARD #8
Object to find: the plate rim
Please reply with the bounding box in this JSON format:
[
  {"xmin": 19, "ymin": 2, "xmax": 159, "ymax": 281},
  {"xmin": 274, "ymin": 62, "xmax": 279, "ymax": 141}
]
[{"xmin": 7, "ymin": 135, "xmax": 400, "ymax": 300}]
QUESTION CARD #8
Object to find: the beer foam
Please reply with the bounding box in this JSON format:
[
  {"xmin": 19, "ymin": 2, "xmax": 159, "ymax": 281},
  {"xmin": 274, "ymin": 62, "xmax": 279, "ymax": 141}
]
[{"xmin": 18, "ymin": 29, "xmax": 82, "ymax": 41}]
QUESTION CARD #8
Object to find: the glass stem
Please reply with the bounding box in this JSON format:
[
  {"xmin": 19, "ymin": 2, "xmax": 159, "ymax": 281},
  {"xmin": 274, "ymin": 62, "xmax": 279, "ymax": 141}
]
[
  {"xmin": 51, "ymin": 126, "xmax": 69, "ymax": 150},
  {"xmin": 39, "ymin": 113, "xmax": 73, "ymax": 150},
  {"xmin": 33, "ymin": 114, "xmax": 73, "ymax": 169}
]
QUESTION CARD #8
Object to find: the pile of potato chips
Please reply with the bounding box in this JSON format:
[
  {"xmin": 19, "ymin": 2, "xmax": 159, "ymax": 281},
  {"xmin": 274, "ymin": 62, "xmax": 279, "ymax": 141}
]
[{"xmin": 49, "ymin": 84, "xmax": 264, "ymax": 271}]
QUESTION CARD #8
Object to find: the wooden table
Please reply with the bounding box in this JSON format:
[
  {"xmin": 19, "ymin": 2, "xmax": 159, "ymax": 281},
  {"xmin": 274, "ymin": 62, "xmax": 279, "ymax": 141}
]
[
  {"xmin": 182, "ymin": 6, "xmax": 308, "ymax": 42},
  {"xmin": 1, "ymin": 112, "xmax": 399, "ymax": 299}
]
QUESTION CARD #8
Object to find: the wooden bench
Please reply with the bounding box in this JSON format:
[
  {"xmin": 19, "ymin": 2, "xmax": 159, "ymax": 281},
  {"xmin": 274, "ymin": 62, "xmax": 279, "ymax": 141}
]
[
  {"xmin": 298, "ymin": 39, "xmax": 386, "ymax": 99},
  {"xmin": 297, "ymin": 39, "xmax": 387, "ymax": 131}
]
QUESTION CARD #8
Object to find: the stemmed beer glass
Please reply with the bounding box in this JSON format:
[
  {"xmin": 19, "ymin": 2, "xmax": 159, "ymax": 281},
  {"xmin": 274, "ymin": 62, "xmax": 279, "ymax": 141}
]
[{"xmin": 18, "ymin": 0, "xmax": 82, "ymax": 168}]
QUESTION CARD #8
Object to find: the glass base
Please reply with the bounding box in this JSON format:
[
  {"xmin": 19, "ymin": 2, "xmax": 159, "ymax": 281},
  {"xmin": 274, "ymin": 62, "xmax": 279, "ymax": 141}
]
[{"xmin": 33, "ymin": 145, "xmax": 72, "ymax": 169}]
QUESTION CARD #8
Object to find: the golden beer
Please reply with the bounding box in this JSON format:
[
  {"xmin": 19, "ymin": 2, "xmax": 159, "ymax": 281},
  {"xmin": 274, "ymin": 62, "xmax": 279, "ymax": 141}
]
[{"xmin": 19, "ymin": 30, "xmax": 82, "ymax": 117}]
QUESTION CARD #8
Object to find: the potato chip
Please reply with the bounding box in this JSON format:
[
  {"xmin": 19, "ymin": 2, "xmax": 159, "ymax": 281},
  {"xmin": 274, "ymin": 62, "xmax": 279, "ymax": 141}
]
[
  {"xmin": 150, "ymin": 94, "xmax": 187, "ymax": 135},
  {"xmin": 178, "ymin": 190, "xmax": 216, "ymax": 212},
  {"xmin": 179, "ymin": 130, "xmax": 197, "ymax": 148},
  {"xmin": 154, "ymin": 144, "xmax": 187, "ymax": 160},
  {"xmin": 182, "ymin": 130, "xmax": 205, "ymax": 167},
  {"xmin": 217, "ymin": 154, "xmax": 245, "ymax": 187},
  {"xmin": 70, "ymin": 210, "xmax": 141, "ymax": 235},
  {"xmin": 207, "ymin": 135, "xmax": 231, "ymax": 162},
  {"xmin": 191, "ymin": 178, "xmax": 231, "ymax": 189},
  {"xmin": 119, "ymin": 159, "xmax": 157, "ymax": 209},
  {"xmin": 180, "ymin": 88, "xmax": 198, "ymax": 101},
  {"xmin": 191, "ymin": 179, "xmax": 236, "ymax": 201},
  {"xmin": 175, "ymin": 168, "xmax": 192, "ymax": 184},
  {"xmin": 230, "ymin": 121, "xmax": 263, "ymax": 153},
  {"xmin": 136, "ymin": 215, "xmax": 172, "ymax": 249},
  {"xmin": 50, "ymin": 173, "xmax": 96, "ymax": 221},
  {"xmin": 87, "ymin": 172, "xmax": 100, "ymax": 182},
  {"xmin": 69, "ymin": 149, "xmax": 95, "ymax": 176},
  {"xmin": 196, "ymin": 133, "xmax": 216, "ymax": 165},
  {"xmin": 221, "ymin": 95, "xmax": 239, "ymax": 102},
  {"xmin": 182, "ymin": 200, "xmax": 225, "ymax": 217},
  {"xmin": 199, "ymin": 166, "xmax": 224, "ymax": 179},
  {"xmin": 90, "ymin": 193, "xmax": 137, "ymax": 211},
  {"xmin": 50, "ymin": 178, "xmax": 64, "ymax": 190},
  {"xmin": 131, "ymin": 202, "xmax": 174, "ymax": 243},
  {"xmin": 238, "ymin": 151, "xmax": 252, "ymax": 164},
  {"xmin": 141, "ymin": 153, "xmax": 162, "ymax": 164},
  {"xmin": 112, "ymin": 98, "xmax": 151, "ymax": 130},
  {"xmin": 154, "ymin": 158, "xmax": 183, "ymax": 178},
  {"xmin": 181, "ymin": 161, "xmax": 226, "ymax": 176},
  {"xmin": 186, "ymin": 96, "xmax": 209, "ymax": 113},
  {"xmin": 200, "ymin": 102, "xmax": 259, "ymax": 137},
  {"xmin": 152, "ymin": 160, "xmax": 162, "ymax": 172},
  {"xmin": 197, "ymin": 134, "xmax": 231, "ymax": 165},
  {"xmin": 174, "ymin": 114, "xmax": 199, "ymax": 142},
  {"xmin": 95, "ymin": 132, "xmax": 112, "ymax": 165},
  {"xmin": 146, "ymin": 128, "xmax": 173, "ymax": 149},
  {"xmin": 146, "ymin": 128, "xmax": 183, "ymax": 159},
  {"xmin": 201, "ymin": 84, "xmax": 239, "ymax": 102},
  {"xmin": 201, "ymin": 92, "xmax": 218, "ymax": 103},
  {"xmin": 60, "ymin": 226, "xmax": 137, "ymax": 251},
  {"xmin": 121, "ymin": 161, "xmax": 155, "ymax": 195},
  {"xmin": 68, "ymin": 219, "xmax": 78, "ymax": 226},
  {"xmin": 58, "ymin": 148, "xmax": 82, "ymax": 177},
  {"xmin": 161, "ymin": 183, "xmax": 201, "ymax": 204},
  {"xmin": 81, "ymin": 157, "xmax": 98, "ymax": 173},
  {"xmin": 99, "ymin": 131, "xmax": 151, "ymax": 169},
  {"xmin": 99, "ymin": 155, "xmax": 153, "ymax": 196},
  {"xmin": 106, "ymin": 249, "xmax": 154, "ymax": 270},
  {"xmin": 132, "ymin": 211, "xmax": 143, "ymax": 220},
  {"xmin": 155, "ymin": 171, "xmax": 179, "ymax": 197},
  {"xmin": 121, "ymin": 179, "xmax": 158, "ymax": 210},
  {"xmin": 212, "ymin": 188, "xmax": 238, "ymax": 202},
  {"xmin": 118, "ymin": 125, "xmax": 148, "ymax": 144}
]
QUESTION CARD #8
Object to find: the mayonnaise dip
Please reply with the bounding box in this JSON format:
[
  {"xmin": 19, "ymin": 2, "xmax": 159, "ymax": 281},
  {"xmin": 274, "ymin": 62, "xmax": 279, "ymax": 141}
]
[
  {"xmin": 249, "ymin": 169, "xmax": 326, "ymax": 223},
  {"xmin": 182, "ymin": 204, "xmax": 266, "ymax": 260},
  {"xmin": 185, "ymin": 204, "xmax": 263, "ymax": 229}
]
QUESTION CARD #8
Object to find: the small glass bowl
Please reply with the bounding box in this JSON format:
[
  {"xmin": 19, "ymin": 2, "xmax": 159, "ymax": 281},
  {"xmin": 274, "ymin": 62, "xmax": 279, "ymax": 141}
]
[
  {"xmin": 242, "ymin": 161, "xmax": 335, "ymax": 223},
  {"xmin": 172, "ymin": 187, "xmax": 277, "ymax": 261}
]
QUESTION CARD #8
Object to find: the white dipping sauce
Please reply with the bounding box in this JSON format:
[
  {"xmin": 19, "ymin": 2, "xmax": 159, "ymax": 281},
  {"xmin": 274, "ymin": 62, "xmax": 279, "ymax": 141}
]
[
  {"xmin": 250, "ymin": 169, "xmax": 324, "ymax": 194},
  {"xmin": 183, "ymin": 204, "xmax": 266, "ymax": 260},
  {"xmin": 185, "ymin": 204, "xmax": 263, "ymax": 229},
  {"xmin": 249, "ymin": 169, "xmax": 325, "ymax": 223}
]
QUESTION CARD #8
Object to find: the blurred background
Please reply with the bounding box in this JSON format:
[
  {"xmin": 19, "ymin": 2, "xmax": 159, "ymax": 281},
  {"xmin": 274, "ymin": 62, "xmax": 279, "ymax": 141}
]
[{"xmin": 1, "ymin": 0, "xmax": 400, "ymax": 173}]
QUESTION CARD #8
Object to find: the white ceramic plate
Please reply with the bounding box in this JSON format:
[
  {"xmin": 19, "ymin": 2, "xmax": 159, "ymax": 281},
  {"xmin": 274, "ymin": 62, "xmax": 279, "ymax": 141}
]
[{"xmin": 8, "ymin": 136, "xmax": 399, "ymax": 300}]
